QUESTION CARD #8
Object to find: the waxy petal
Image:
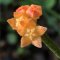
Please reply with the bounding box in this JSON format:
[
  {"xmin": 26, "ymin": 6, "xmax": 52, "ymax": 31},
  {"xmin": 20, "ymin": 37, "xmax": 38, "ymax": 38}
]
[
  {"xmin": 26, "ymin": 20, "xmax": 36, "ymax": 29},
  {"xmin": 7, "ymin": 18, "xmax": 16, "ymax": 30},
  {"xmin": 13, "ymin": 12, "xmax": 22, "ymax": 18},
  {"xmin": 26, "ymin": 4, "xmax": 42, "ymax": 20},
  {"xmin": 32, "ymin": 37, "xmax": 42, "ymax": 48},
  {"xmin": 21, "ymin": 36, "xmax": 31, "ymax": 47},
  {"xmin": 16, "ymin": 16, "xmax": 32, "ymax": 36},
  {"xmin": 37, "ymin": 26, "xmax": 47, "ymax": 36},
  {"xmin": 16, "ymin": 27, "xmax": 26, "ymax": 36},
  {"xmin": 16, "ymin": 5, "xmax": 29, "ymax": 13}
]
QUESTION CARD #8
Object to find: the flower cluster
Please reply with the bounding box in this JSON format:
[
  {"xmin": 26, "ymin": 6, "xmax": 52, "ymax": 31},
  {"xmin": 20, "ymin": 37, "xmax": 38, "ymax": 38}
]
[{"xmin": 7, "ymin": 4, "xmax": 47, "ymax": 48}]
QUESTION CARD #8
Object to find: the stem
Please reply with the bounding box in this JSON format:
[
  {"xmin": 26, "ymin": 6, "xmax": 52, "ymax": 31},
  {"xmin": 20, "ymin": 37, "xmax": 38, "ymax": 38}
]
[{"xmin": 42, "ymin": 34, "xmax": 60, "ymax": 59}]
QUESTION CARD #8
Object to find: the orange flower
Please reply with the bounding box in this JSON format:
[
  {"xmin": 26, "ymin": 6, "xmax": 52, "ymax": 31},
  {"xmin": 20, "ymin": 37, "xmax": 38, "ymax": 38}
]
[
  {"xmin": 13, "ymin": 5, "xmax": 29, "ymax": 18},
  {"xmin": 7, "ymin": 17, "xmax": 47, "ymax": 48},
  {"xmin": 21, "ymin": 25, "xmax": 47, "ymax": 48},
  {"xmin": 15, "ymin": 16, "xmax": 36, "ymax": 36},
  {"xmin": 7, "ymin": 4, "xmax": 47, "ymax": 48},
  {"xmin": 14, "ymin": 4, "xmax": 42, "ymax": 20},
  {"xmin": 7, "ymin": 15, "xmax": 34, "ymax": 36}
]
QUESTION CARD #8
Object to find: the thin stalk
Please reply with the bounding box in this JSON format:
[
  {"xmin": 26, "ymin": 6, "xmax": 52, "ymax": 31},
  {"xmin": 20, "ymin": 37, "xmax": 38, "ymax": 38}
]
[{"xmin": 42, "ymin": 34, "xmax": 60, "ymax": 59}]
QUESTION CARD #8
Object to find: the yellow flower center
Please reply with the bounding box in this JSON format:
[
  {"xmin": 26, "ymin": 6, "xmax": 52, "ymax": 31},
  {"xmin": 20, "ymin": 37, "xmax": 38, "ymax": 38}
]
[
  {"xmin": 25, "ymin": 28, "xmax": 36, "ymax": 40},
  {"xmin": 16, "ymin": 16, "xmax": 24, "ymax": 27}
]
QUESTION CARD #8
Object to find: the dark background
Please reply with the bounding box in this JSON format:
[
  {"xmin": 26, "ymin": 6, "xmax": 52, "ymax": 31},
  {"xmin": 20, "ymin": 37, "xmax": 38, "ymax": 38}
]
[{"xmin": 0, "ymin": 0, "xmax": 60, "ymax": 60}]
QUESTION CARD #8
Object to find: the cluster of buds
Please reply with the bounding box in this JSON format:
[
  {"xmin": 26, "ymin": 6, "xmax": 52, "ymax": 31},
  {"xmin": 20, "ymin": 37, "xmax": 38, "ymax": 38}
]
[{"xmin": 7, "ymin": 4, "xmax": 47, "ymax": 48}]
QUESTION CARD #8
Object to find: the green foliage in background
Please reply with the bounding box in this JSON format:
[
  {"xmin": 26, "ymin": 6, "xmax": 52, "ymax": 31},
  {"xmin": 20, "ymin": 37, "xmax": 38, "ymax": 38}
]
[
  {"xmin": 7, "ymin": 33, "xmax": 18, "ymax": 45},
  {"xmin": 0, "ymin": 0, "xmax": 13, "ymax": 5},
  {"xmin": 44, "ymin": 0, "xmax": 56, "ymax": 9}
]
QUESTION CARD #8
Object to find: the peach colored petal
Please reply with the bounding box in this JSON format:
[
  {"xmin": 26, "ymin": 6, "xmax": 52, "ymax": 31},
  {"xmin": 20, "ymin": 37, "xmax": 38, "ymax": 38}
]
[
  {"xmin": 32, "ymin": 29, "xmax": 40, "ymax": 38},
  {"xmin": 32, "ymin": 37, "xmax": 42, "ymax": 48},
  {"xmin": 26, "ymin": 4, "xmax": 42, "ymax": 20},
  {"xmin": 37, "ymin": 26, "xmax": 47, "ymax": 36},
  {"xmin": 16, "ymin": 16, "xmax": 32, "ymax": 36},
  {"xmin": 13, "ymin": 12, "xmax": 28, "ymax": 18},
  {"xmin": 13, "ymin": 12, "xmax": 22, "ymax": 18},
  {"xmin": 26, "ymin": 20, "xmax": 36, "ymax": 29},
  {"xmin": 16, "ymin": 5, "xmax": 29, "ymax": 13},
  {"xmin": 21, "ymin": 36, "xmax": 31, "ymax": 47},
  {"xmin": 16, "ymin": 26, "xmax": 26, "ymax": 36},
  {"xmin": 7, "ymin": 18, "xmax": 16, "ymax": 30},
  {"xmin": 16, "ymin": 20, "xmax": 36, "ymax": 36}
]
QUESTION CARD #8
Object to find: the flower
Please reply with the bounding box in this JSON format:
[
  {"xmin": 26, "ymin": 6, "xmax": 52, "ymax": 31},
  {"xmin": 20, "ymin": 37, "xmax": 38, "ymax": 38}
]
[
  {"xmin": 21, "ymin": 25, "xmax": 47, "ymax": 48},
  {"xmin": 7, "ymin": 17, "xmax": 47, "ymax": 48},
  {"xmin": 13, "ymin": 5, "xmax": 29, "ymax": 18},
  {"xmin": 7, "ymin": 15, "xmax": 33, "ymax": 36},
  {"xmin": 13, "ymin": 4, "xmax": 42, "ymax": 20},
  {"xmin": 7, "ymin": 4, "xmax": 47, "ymax": 48}
]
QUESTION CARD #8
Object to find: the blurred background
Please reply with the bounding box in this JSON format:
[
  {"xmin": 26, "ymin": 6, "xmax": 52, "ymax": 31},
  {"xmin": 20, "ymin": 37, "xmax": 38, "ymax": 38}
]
[{"xmin": 0, "ymin": 0, "xmax": 60, "ymax": 60}]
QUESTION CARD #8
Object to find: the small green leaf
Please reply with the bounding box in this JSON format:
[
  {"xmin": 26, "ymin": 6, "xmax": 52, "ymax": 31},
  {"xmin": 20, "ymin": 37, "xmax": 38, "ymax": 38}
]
[
  {"xmin": 44, "ymin": 0, "xmax": 56, "ymax": 9},
  {"xmin": 0, "ymin": 0, "xmax": 13, "ymax": 5},
  {"xmin": 7, "ymin": 33, "xmax": 18, "ymax": 45}
]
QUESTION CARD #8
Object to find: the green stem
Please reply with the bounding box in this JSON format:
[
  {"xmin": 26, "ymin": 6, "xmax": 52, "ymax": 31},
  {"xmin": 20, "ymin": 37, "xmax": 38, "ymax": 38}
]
[{"xmin": 42, "ymin": 34, "xmax": 60, "ymax": 59}]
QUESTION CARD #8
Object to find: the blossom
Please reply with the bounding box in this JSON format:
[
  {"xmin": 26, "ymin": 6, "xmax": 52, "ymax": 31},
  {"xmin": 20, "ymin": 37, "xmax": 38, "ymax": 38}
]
[
  {"xmin": 7, "ymin": 17, "xmax": 47, "ymax": 48},
  {"xmin": 21, "ymin": 25, "xmax": 47, "ymax": 48},
  {"xmin": 7, "ymin": 15, "xmax": 33, "ymax": 36},
  {"xmin": 13, "ymin": 4, "xmax": 42, "ymax": 20},
  {"xmin": 7, "ymin": 4, "xmax": 47, "ymax": 48}
]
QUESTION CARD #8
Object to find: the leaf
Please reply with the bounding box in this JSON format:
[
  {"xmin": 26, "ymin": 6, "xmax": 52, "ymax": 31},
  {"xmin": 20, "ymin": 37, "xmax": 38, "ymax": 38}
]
[
  {"xmin": 0, "ymin": 0, "xmax": 13, "ymax": 5},
  {"xmin": 43, "ymin": 34, "xmax": 60, "ymax": 59},
  {"xmin": 43, "ymin": 0, "xmax": 56, "ymax": 9},
  {"xmin": 7, "ymin": 33, "xmax": 18, "ymax": 45}
]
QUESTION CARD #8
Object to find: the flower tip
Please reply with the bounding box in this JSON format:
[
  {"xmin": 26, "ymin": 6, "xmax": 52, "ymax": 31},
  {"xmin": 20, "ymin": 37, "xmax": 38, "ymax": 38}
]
[
  {"xmin": 43, "ymin": 27, "xmax": 47, "ymax": 32},
  {"xmin": 16, "ymin": 5, "xmax": 29, "ymax": 12},
  {"xmin": 20, "ymin": 44, "xmax": 24, "ymax": 48}
]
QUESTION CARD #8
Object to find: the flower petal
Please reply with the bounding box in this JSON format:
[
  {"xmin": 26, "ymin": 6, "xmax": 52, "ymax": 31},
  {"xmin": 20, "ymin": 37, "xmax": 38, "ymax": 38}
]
[
  {"xmin": 32, "ymin": 37, "xmax": 42, "ymax": 48},
  {"xmin": 26, "ymin": 4, "xmax": 42, "ymax": 20},
  {"xmin": 26, "ymin": 20, "xmax": 36, "ymax": 29},
  {"xmin": 16, "ymin": 16, "xmax": 31, "ymax": 36},
  {"xmin": 13, "ymin": 12, "xmax": 22, "ymax": 18},
  {"xmin": 37, "ymin": 26, "xmax": 47, "ymax": 36},
  {"xmin": 14, "ymin": 5, "xmax": 30, "ymax": 18},
  {"xmin": 21, "ymin": 36, "xmax": 31, "ymax": 47},
  {"xmin": 16, "ymin": 27, "xmax": 26, "ymax": 36},
  {"xmin": 16, "ymin": 5, "xmax": 29, "ymax": 13},
  {"xmin": 7, "ymin": 18, "xmax": 16, "ymax": 30}
]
